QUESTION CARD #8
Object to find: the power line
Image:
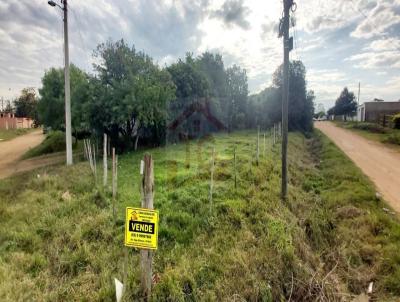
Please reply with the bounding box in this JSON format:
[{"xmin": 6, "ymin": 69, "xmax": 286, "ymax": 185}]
[{"xmin": 67, "ymin": 2, "xmax": 93, "ymax": 72}]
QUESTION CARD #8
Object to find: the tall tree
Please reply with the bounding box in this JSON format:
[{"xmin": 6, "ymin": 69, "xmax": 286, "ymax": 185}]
[
  {"xmin": 226, "ymin": 65, "xmax": 248, "ymax": 130},
  {"xmin": 91, "ymin": 39, "xmax": 176, "ymax": 150},
  {"xmin": 273, "ymin": 60, "xmax": 314, "ymax": 132},
  {"xmin": 38, "ymin": 65, "xmax": 90, "ymax": 134},
  {"xmin": 332, "ymin": 87, "xmax": 357, "ymax": 117},
  {"xmin": 14, "ymin": 87, "xmax": 38, "ymax": 121}
]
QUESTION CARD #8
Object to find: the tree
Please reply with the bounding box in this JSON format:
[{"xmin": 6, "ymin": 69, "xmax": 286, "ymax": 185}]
[
  {"xmin": 272, "ymin": 60, "xmax": 314, "ymax": 132},
  {"xmin": 90, "ymin": 39, "xmax": 176, "ymax": 150},
  {"xmin": 4, "ymin": 100, "xmax": 14, "ymax": 114},
  {"xmin": 38, "ymin": 65, "xmax": 91, "ymax": 135},
  {"xmin": 226, "ymin": 65, "xmax": 248, "ymax": 130},
  {"xmin": 14, "ymin": 88, "xmax": 38, "ymax": 121},
  {"xmin": 332, "ymin": 87, "xmax": 357, "ymax": 117}
]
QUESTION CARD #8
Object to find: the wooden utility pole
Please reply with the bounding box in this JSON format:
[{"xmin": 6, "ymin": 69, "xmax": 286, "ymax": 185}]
[
  {"xmin": 280, "ymin": 0, "xmax": 294, "ymax": 200},
  {"xmin": 357, "ymin": 82, "xmax": 361, "ymax": 105},
  {"xmin": 140, "ymin": 154, "xmax": 154, "ymax": 300}
]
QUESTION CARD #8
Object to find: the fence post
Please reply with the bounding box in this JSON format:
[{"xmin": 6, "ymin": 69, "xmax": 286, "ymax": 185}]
[
  {"xmin": 263, "ymin": 133, "xmax": 266, "ymax": 157},
  {"xmin": 233, "ymin": 145, "xmax": 237, "ymax": 189},
  {"xmin": 93, "ymin": 143, "xmax": 97, "ymax": 183},
  {"xmin": 103, "ymin": 134, "xmax": 108, "ymax": 187},
  {"xmin": 209, "ymin": 147, "xmax": 215, "ymax": 212},
  {"xmin": 112, "ymin": 147, "xmax": 117, "ymax": 220},
  {"xmin": 140, "ymin": 154, "xmax": 154, "ymax": 300},
  {"xmin": 256, "ymin": 126, "xmax": 260, "ymax": 166}
]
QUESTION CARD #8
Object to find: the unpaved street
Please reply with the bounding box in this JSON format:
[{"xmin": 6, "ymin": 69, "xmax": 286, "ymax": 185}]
[
  {"xmin": 316, "ymin": 122, "xmax": 400, "ymax": 213},
  {"xmin": 0, "ymin": 129, "xmax": 52, "ymax": 179}
]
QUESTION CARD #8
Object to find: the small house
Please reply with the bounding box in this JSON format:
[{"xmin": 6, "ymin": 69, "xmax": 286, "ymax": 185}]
[{"xmin": 357, "ymin": 100, "xmax": 400, "ymax": 124}]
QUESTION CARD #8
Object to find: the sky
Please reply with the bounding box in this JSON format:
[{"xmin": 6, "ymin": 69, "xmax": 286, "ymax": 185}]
[{"xmin": 0, "ymin": 0, "xmax": 399, "ymax": 110}]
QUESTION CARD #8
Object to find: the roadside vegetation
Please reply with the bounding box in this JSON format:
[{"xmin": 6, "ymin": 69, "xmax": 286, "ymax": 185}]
[
  {"xmin": 22, "ymin": 131, "xmax": 67, "ymax": 159},
  {"xmin": 1, "ymin": 131, "xmax": 400, "ymax": 301},
  {"xmin": 0, "ymin": 128, "xmax": 33, "ymax": 142},
  {"xmin": 336, "ymin": 121, "xmax": 400, "ymax": 147}
]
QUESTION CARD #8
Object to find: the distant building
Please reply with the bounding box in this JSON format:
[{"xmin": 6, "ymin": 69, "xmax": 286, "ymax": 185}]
[
  {"xmin": 0, "ymin": 112, "xmax": 34, "ymax": 129},
  {"xmin": 357, "ymin": 100, "xmax": 400, "ymax": 123}
]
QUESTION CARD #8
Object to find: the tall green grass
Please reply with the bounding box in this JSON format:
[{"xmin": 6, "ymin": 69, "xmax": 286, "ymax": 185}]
[{"xmin": 1, "ymin": 131, "xmax": 400, "ymax": 301}]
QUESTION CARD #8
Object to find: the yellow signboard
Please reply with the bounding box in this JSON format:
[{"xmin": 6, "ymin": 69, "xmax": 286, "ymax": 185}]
[{"xmin": 125, "ymin": 207, "xmax": 159, "ymax": 250}]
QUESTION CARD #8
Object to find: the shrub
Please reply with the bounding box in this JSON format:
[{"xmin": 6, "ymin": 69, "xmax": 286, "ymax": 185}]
[
  {"xmin": 349, "ymin": 122, "xmax": 387, "ymax": 133},
  {"xmin": 23, "ymin": 131, "xmax": 66, "ymax": 158},
  {"xmin": 383, "ymin": 133, "xmax": 400, "ymax": 145},
  {"xmin": 392, "ymin": 113, "xmax": 400, "ymax": 129}
]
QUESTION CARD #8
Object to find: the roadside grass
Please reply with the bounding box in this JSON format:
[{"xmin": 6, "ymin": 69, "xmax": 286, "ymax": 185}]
[
  {"xmin": 0, "ymin": 128, "xmax": 33, "ymax": 142},
  {"xmin": 336, "ymin": 121, "xmax": 400, "ymax": 148},
  {"xmin": 0, "ymin": 130, "xmax": 400, "ymax": 301},
  {"xmin": 22, "ymin": 131, "xmax": 82, "ymax": 159}
]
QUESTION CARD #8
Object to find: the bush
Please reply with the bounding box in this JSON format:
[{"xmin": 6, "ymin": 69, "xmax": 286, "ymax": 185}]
[
  {"xmin": 392, "ymin": 113, "xmax": 400, "ymax": 129},
  {"xmin": 348, "ymin": 122, "xmax": 387, "ymax": 133},
  {"xmin": 383, "ymin": 133, "xmax": 400, "ymax": 145},
  {"xmin": 23, "ymin": 131, "xmax": 66, "ymax": 158}
]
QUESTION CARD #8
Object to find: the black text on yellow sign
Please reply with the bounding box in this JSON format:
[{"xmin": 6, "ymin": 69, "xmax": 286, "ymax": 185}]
[{"xmin": 125, "ymin": 207, "xmax": 159, "ymax": 250}]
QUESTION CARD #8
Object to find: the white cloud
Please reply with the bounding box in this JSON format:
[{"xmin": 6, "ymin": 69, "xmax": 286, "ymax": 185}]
[{"xmin": 351, "ymin": 1, "xmax": 400, "ymax": 39}]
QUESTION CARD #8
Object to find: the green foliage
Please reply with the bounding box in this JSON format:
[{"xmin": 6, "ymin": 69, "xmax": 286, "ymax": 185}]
[
  {"xmin": 248, "ymin": 60, "xmax": 314, "ymax": 132},
  {"xmin": 37, "ymin": 64, "xmax": 90, "ymax": 133},
  {"xmin": 344, "ymin": 122, "xmax": 388, "ymax": 133},
  {"xmin": 392, "ymin": 113, "xmax": 400, "ymax": 129},
  {"xmin": 383, "ymin": 133, "xmax": 400, "ymax": 145},
  {"xmin": 329, "ymin": 87, "xmax": 357, "ymax": 117},
  {"xmin": 90, "ymin": 39, "xmax": 176, "ymax": 150},
  {"xmin": 14, "ymin": 87, "xmax": 38, "ymax": 122},
  {"xmin": 22, "ymin": 131, "xmax": 66, "ymax": 159}
]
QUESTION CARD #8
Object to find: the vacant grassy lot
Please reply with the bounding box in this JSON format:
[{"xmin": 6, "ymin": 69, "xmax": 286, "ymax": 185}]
[
  {"xmin": 1, "ymin": 130, "xmax": 400, "ymax": 301},
  {"xmin": 0, "ymin": 128, "xmax": 33, "ymax": 141},
  {"xmin": 336, "ymin": 121, "xmax": 400, "ymax": 148}
]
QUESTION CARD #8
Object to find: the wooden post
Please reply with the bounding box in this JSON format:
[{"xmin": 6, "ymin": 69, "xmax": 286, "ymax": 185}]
[
  {"xmin": 256, "ymin": 126, "xmax": 260, "ymax": 166},
  {"xmin": 233, "ymin": 146, "xmax": 237, "ymax": 189},
  {"xmin": 83, "ymin": 139, "xmax": 88, "ymax": 161},
  {"xmin": 93, "ymin": 144, "xmax": 97, "ymax": 183},
  {"xmin": 103, "ymin": 133, "xmax": 107, "ymax": 187},
  {"xmin": 140, "ymin": 154, "xmax": 154, "ymax": 300},
  {"xmin": 263, "ymin": 133, "xmax": 266, "ymax": 157},
  {"xmin": 209, "ymin": 147, "xmax": 215, "ymax": 212},
  {"xmin": 112, "ymin": 147, "xmax": 117, "ymax": 220}
]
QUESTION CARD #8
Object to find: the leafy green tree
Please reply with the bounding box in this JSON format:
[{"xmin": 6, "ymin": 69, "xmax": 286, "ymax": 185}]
[
  {"xmin": 14, "ymin": 87, "xmax": 38, "ymax": 121},
  {"xmin": 91, "ymin": 39, "xmax": 176, "ymax": 150},
  {"xmin": 226, "ymin": 65, "xmax": 248, "ymax": 130},
  {"xmin": 272, "ymin": 60, "xmax": 314, "ymax": 132},
  {"xmin": 38, "ymin": 65, "xmax": 90, "ymax": 135},
  {"xmin": 167, "ymin": 54, "xmax": 209, "ymax": 99},
  {"xmin": 332, "ymin": 87, "xmax": 357, "ymax": 117}
]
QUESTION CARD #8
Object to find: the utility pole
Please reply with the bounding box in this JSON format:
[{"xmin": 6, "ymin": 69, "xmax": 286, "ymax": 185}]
[
  {"xmin": 48, "ymin": 0, "xmax": 73, "ymax": 165},
  {"xmin": 357, "ymin": 82, "xmax": 360, "ymax": 105},
  {"xmin": 63, "ymin": 0, "xmax": 73, "ymax": 165},
  {"xmin": 279, "ymin": 0, "xmax": 295, "ymax": 200}
]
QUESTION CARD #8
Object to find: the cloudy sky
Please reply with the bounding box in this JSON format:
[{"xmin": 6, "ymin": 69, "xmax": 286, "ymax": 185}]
[{"xmin": 1, "ymin": 0, "xmax": 399, "ymax": 109}]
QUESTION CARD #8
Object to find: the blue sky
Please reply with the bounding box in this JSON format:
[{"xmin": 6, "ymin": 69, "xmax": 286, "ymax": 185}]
[{"xmin": 0, "ymin": 0, "xmax": 399, "ymax": 110}]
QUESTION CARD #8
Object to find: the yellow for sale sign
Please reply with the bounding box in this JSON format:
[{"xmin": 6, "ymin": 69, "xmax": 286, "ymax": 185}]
[{"xmin": 125, "ymin": 207, "xmax": 159, "ymax": 250}]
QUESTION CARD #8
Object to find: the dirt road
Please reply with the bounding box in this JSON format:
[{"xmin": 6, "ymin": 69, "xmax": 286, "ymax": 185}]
[
  {"xmin": 0, "ymin": 129, "xmax": 62, "ymax": 179},
  {"xmin": 316, "ymin": 122, "xmax": 400, "ymax": 212}
]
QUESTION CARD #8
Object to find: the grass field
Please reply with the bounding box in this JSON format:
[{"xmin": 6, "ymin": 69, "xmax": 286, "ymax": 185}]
[
  {"xmin": 1, "ymin": 130, "xmax": 400, "ymax": 301},
  {"xmin": 0, "ymin": 128, "xmax": 33, "ymax": 142},
  {"xmin": 336, "ymin": 121, "xmax": 400, "ymax": 148}
]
